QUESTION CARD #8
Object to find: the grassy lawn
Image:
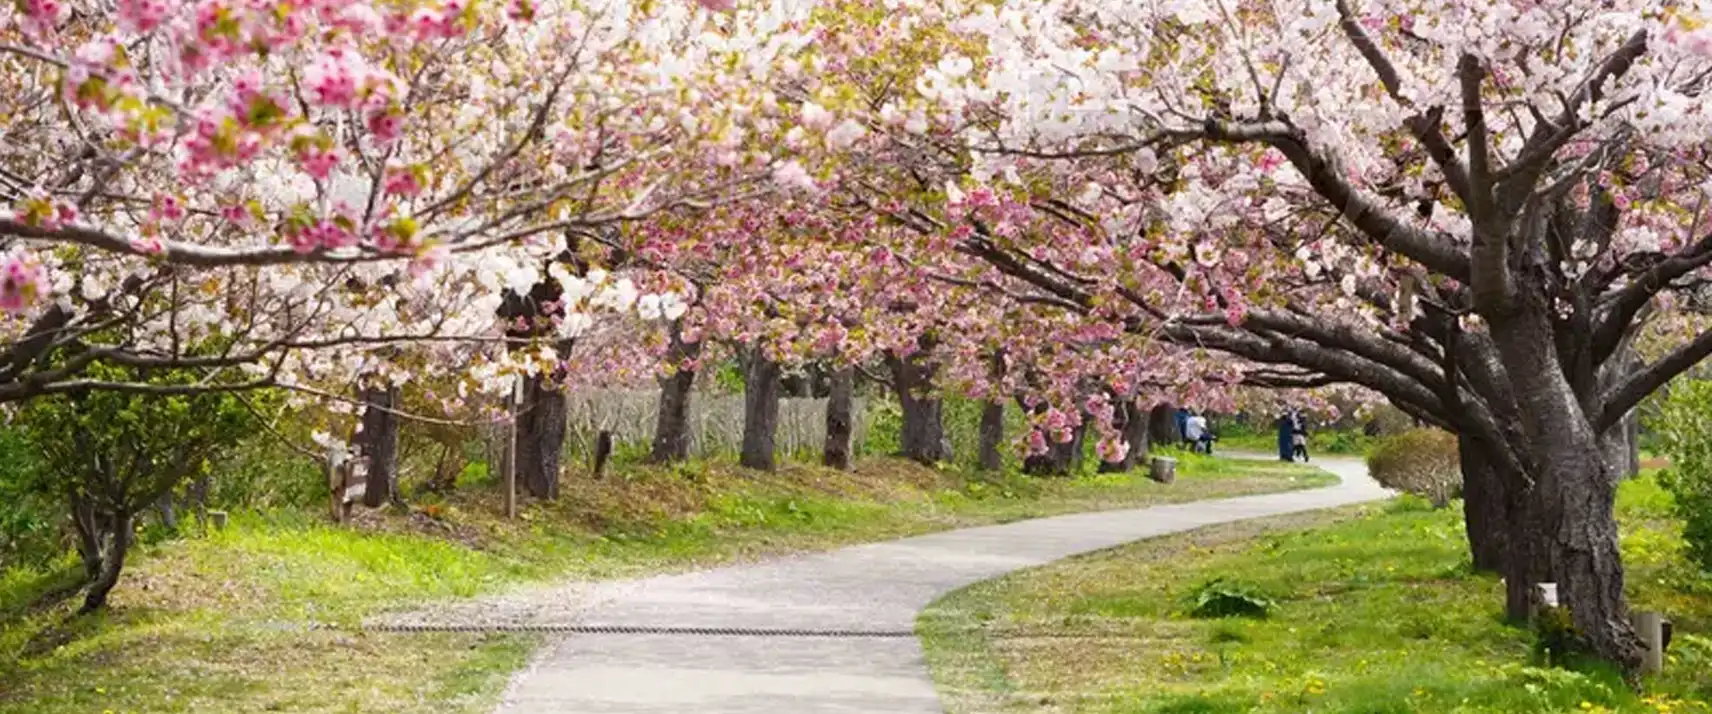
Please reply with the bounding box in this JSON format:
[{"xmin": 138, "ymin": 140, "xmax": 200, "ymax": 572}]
[
  {"xmin": 0, "ymin": 452, "xmax": 1325, "ymax": 714},
  {"xmin": 919, "ymin": 474, "xmax": 1712, "ymax": 714}
]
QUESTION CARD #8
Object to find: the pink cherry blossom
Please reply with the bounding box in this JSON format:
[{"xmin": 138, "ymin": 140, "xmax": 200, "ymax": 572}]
[{"xmin": 0, "ymin": 254, "xmax": 46, "ymax": 313}]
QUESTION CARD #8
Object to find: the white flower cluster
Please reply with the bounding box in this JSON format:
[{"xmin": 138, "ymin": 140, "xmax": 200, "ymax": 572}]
[{"xmin": 548, "ymin": 263, "xmax": 688, "ymax": 339}]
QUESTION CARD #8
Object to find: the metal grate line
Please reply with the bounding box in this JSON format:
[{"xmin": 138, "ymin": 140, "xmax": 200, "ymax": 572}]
[{"xmin": 353, "ymin": 623, "xmax": 919, "ymax": 638}]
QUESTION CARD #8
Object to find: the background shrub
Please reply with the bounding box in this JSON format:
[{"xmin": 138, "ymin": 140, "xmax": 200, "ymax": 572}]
[
  {"xmin": 1648, "ymin": 379, "xmax": 1712, "ymax": 571},
  {"xmin": 1366, "ymin": 429, "xmax": 1461, "ymax": 507}
]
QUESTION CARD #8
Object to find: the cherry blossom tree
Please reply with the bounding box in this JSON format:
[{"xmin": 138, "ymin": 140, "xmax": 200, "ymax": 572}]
[
  {"xmin": 796, "ymin": 0, "xmax": 1712, "ymax": 670},
  {"xmin": 0, "ymin": 0, "xmax": 803, "ymax": 408}
]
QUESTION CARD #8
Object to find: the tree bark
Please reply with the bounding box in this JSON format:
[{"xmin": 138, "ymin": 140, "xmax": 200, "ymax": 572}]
[
  {"xmin": 515, "ymin": 373, "xmax": 567, "ymax": 500},
  {"xmin": 1458, "ymin": 434, "xmax": 1507, "ymax": 574},
  {"xmin": 155, "ymin": 491, "xmax": 179, "ymax": 531},
  {"xmin": 740, "ymin": 347, "xmax": 782, "ymax": 471},
  {"xmin": 888, "ymin": 346, "xmax": 951, "ymax": 465},
  {"xmin": 79, "ymin": 511, "xmax": 131, "ymax": 613},
  {"xmin": 358, "ymin": 385, "xmax": 401, "ymax": 508},
  {"xmin": 823, "ymin": 367, "xmax": 855, "ymax": 470},
  {"xmin": 978, "ymin": 400, "xmax": 1006, "ymax": 472},
  {"xmin": 1483, "ymin": 285, "xmax": 1643, "ymax": 668},
  {"xmin": 1101, "ymin": 399, "xmax": 1149, "ymax": 473},
  {"xmin": 70, "ymin": 491, "xmax": 102, "ymax": 582},
  {"xmin": 1601, "ymin": 411, "xmax": 1639, "ymax": 481},
  {"xmin": 1147, "ymin": 403, "xmax": 1181, "ymax": 446},
  {"xmin": 650, "ymin": 322, "xmax": 701, "ymax": 464}
]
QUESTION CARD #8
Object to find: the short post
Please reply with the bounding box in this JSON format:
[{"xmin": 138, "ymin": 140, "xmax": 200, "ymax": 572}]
[
  {"xmin": 1535, "ymin": 582, "xmax": 1560, "ymax": 609},
  {"xmin": 505, "ymin": 375, "xmax": 521, "ymax": 520},
  {"xmin": 324, "ymin": 448, "xmax": 345, "ymax": 524},
  {"xmin": 1634, "ymin": 611, "xmax": 1665, "ymax": 673},
  {"xmin": 209, "ymin": 510, "xmax": 228, "ymax": 530},
  {"xmin": 1149, "ymin": 456, "xmax": 1177, "ymax": 484}
]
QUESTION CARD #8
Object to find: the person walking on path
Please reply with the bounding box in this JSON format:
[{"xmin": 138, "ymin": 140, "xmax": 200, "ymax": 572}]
[{"xmin": 1291, "ymin": 411, "xmax": 1310, "ymax": 462}]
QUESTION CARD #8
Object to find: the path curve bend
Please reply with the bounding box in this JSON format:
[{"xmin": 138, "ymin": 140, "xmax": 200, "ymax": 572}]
[{"xmin": 492, "ymin": 457, "xmax": 1388, "ymax": 713}]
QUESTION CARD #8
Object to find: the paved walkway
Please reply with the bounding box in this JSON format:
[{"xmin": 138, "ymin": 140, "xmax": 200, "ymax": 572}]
[{"xmin": 492, "ymin": 456, "xmax": 1388, "ymax": 713}]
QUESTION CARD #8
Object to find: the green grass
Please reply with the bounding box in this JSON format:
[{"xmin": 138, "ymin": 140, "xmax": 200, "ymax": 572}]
[
  {"xmin": 919, "ymin": 472, "xmax": 1712, "ymax": 714},
  {"xmin": 0, "ymin": 453, "xmax": 1326, "ymax": 714}
]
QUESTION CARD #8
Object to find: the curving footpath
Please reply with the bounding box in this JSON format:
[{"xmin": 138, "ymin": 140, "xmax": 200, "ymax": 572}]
[{"xmin": 491, "ymin": 457, "xmax": 1389, "ymax": 713}]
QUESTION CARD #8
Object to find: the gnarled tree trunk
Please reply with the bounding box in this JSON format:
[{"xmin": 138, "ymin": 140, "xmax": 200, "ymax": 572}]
[
  {"xmin": 358, "ymin": 385, "xmax": 401, "ymax": 508},
  {"xmin": 978, "ymin": 400, "xmax": 1006, "ymax": 472},
  {"xmin": 740, "ymin": 348, "xmax": 782, "ymax": 471},
  {"xmin": 78, "ymin": 509, "xmax": 132, "ymax": 613},
  {"xmin": 1484, "ymin": 285, "xmax": 1643, "ymax": 668},
  {"xmin": 650, "ymin": 322, "xmax": 701, "ymax": 464},
  {"xmin": 515, "ymin": 374, "xmax": 566, "ymax": 500},
  {"xmin": 1147, "ymin": 403, "xmax": 1180, "ymax": 447},
  {"xmin": 888, "ymin": 344, "xmax": 951, "ymax": 465},
  {"xmin": 823, "ymin": 366, "xmax": 855, "ymax": 470},
  {"xmin": 1458, "ymin": 434, "xmax": 1507, "ymax": 574}
]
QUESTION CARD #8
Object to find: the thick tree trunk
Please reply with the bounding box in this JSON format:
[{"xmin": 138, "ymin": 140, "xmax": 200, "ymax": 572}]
[
  {"xmin": 978, "ymin": 400, "xmax": 1006, "ymax": 472},
  {"xmin": 79, "ymin": 511, "xmax": 131, "ymax": 613},
  {"xmin": 358, "ymin": 386, "xmax": 401, "ymax": 508},
  {"xmin": 1538, "ymin": 442, "xmax": 1638, "ymax": 667},
  {"xmin": 1484, "ymin": 293, "xmax": 1643, "ymax": 669},
  {"xmin": 823, "ymin": 367, "xmax": 855, "ymax": 470},
  {"xmin": 1022, "ymin": 450, "xmax": 1056, "ymax": 476},
  {"xmin": 1100, "ymin": 399, "xmax": 1149, "ymax": 473},
  {"xmin": 650, "ymin": 323, "xmax": 701, "ymax": 464},
  {"xmin": 1458, "ymin": 434, "xmax": 1507, "ymax": 573},
  {"xmin": 888, "ymin": 348, "xmax": 951, "ymax": 465},
  {"xmin": 1147, "ymin": 403, "xmax": 1180, "ymax": 446},
  {"xmin": 515, "ymin": 374, "xmax": 567, "ymax": 499},
  {"xmin": 1504, "ymin": 487, "xmax": 1551, "ymax": 623},
  {"xmin": 740, "ymin": 348, "xmax": 782, "ymax": 471}
]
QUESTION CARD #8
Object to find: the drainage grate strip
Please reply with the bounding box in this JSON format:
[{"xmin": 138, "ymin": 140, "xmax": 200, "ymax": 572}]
[{"xmin": 357, "ymin": 623, "xmax": 919, "ymax": 638}]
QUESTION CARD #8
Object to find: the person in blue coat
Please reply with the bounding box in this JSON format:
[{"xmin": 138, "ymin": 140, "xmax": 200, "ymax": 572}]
[
  {"xmin": 1276, "ymin": 409, "xmax": 1294, "ymax": 461},
  {"xmin": 1176, "ymin": 407, "xmax": 1190, "ymax": 446}
]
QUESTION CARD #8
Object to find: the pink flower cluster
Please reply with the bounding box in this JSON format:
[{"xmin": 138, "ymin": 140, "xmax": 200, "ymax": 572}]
[
  {"xmin": 401, "ymin": 2, "xmax": 473, "ymax": 41},
  {"xmin": 0, "ymin": 253, "xmax": 46, "ymax": 314},
  {"xmin": 117, "ymin": 0, "xmax": 172, "ymax": 33},
  {"xmin": 287, "ymin": 218, "xmax": 358, "ymax": 254},
  {"xmin": 16, "ymin": 0, "xmax": 70, "ymax": 38}
]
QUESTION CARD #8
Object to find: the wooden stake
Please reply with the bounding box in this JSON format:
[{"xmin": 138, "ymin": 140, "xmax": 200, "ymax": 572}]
[{"xmin": 1634, "ymin": 611, "xmax": 1665, "ymax": 673}]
